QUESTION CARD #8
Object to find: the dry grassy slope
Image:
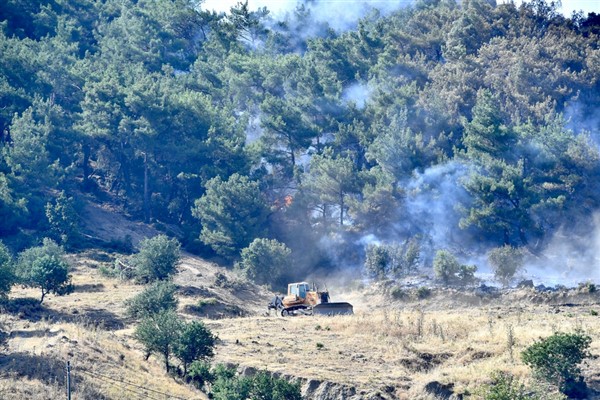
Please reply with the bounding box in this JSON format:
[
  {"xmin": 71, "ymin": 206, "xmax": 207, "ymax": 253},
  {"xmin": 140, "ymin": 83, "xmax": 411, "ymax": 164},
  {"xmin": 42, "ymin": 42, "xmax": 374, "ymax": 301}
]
[
  {"xmin": 2, "ymin": 202, "xmax": 600, "ymax": 399},
  {"xmin": 0, "ymin": 249, "xmax": 272, "ymax": 400},
  {"xmin": 205, "ymin": 288, "xmax": 600, "ymax": 399},
  {"xmin": 2, "ymin": 250, "xmax": 600, "ymax": 399}
]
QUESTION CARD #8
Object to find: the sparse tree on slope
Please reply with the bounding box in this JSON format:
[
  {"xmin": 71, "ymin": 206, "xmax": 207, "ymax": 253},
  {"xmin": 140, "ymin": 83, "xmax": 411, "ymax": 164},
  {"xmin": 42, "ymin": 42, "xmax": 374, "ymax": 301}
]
[{"xmin": 15, "ymin": 238, "xmax": 72, "ymax": 303}]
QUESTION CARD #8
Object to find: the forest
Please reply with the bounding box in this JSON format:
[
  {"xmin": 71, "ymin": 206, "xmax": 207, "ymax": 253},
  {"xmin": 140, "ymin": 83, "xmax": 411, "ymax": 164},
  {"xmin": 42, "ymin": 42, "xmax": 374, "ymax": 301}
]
[{"xmin": 1, "ymin": 0, "xmax": 600, "ymax": 285}]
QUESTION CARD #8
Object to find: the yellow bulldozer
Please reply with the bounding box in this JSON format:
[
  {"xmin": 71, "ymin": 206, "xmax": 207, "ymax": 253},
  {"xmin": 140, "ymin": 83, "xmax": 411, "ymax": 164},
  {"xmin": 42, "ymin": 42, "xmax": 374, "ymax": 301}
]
[{"xmin": 268, "ymin": 282, "xmax": 353, "ymax": 316}]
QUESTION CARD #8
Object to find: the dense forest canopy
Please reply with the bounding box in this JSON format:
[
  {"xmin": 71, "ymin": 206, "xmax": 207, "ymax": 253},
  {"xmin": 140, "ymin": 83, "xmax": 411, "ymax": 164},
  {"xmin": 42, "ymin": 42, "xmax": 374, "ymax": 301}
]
[{"xmin": 1, "ymin": 0, "xmax": 599, "ymax": 283}]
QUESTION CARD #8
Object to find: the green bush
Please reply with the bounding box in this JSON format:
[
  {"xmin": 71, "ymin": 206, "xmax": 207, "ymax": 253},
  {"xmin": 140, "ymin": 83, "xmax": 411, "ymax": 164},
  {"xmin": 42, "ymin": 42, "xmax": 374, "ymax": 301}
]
[
  {"xmin": 364, "ymin": 243, "xmax": 389, "ymax": 279},
  {"xmin": 390, "ymin": 286, "xmax": 406, "ymax": 300},
  {"xmin": 521, "ymin": 331, "xmax": 592, "ymax": 398},
  {"xmin": 209, "ymin": 365, "xmax": 301, "ymax": 400},
  {"xmin": 364, "ymin": 238, "xmax": 421, "ymax": 280},
  {"xmin": 487, "ymin": 245, "xmax": 524, "ymax": 286},
  {"xmin": 433, "ymin": 250, "xmax": 477, "ymax": 285},
  {"xmin": 479, "ymin": 371, "xmax": 564, "ymax": 400},
  {"xmin": 174, "ymin": 320, "xmax": 216, "ymax": 374},
  {"xmin": 0, "ymin": 242, "xmax": 15, "ymax": 298},
  {"xmin": 45, "ymin": 191, "xmax": 79, "ymax": 247},
  {"xmin": 416, "ymin": 287, "xmax": 431, "ymax": 299},
  {"xmin": 186, "ymin": 360, "xmax": 213, "ymax": 389},
  {"xmin": 125, "ymin": 280, "xmax": 178, "ymax": 319},
  {"xmin": 15, "ymin": 238, "xmax": 72, "ymax": 303},
  {"xmin": 433, "ymin": 250, "xmax": 460, "ymax": 284},
  {"xmin": 132, "ymin": 235, "xmax": 181, "ymax": 282},
  {"xmin": 134, "ymin": 310, "xmax": 183, "ymax": 372},
  {"xmin": 238, "ymin": 238, "xmax": 291, "ymax": 288}
]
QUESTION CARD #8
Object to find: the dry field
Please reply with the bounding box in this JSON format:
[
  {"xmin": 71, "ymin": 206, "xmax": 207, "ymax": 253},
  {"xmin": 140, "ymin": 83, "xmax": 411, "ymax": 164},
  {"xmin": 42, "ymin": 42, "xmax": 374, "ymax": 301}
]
[
  {"xmin": 207, "ymin": 294, "xmax": 600, "ymax": 399},
  {"xmin": 1, "ymin": 250, "xmax": 599, "ymax": 399}
]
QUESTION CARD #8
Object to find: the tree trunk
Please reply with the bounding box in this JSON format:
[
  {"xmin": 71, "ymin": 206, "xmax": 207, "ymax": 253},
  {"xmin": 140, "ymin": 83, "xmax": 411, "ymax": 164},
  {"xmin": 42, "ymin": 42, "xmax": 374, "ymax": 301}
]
[
  {"xmin": 339, "ymin": 190, "xmax": 344, "ymax": 226},
  {"xmin": 40, "ymin": 289, "xmax": 46, "ymax": 304},
  {"xmin": 164, "ymin": 350, "xmax": 170, "ymax": 372},
  {"xmin": 143, "ymin": 152, "xmax": 150, "ymax": 223},
  {"xmin": 82, "ymin": 143, "xmax": 91, "ymax": 189}
]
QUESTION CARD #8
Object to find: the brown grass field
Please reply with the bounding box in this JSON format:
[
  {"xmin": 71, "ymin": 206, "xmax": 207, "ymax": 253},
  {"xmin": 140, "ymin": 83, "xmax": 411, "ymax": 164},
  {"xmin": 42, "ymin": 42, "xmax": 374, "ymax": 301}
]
[{"xmin": 1, "ymin": 250, "xmax": 599, "ymax": 399}]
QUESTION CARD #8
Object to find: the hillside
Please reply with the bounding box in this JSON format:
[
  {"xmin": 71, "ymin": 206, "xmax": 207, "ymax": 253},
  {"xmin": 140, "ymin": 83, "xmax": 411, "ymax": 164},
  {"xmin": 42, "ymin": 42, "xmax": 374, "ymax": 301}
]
[
  {"xmin": 2, "ymin": 0, "xmax": 600, "ymax": 398},
  {"xmin": 2, "ymin": 243, "xmax": 600, "ymax": 399}
]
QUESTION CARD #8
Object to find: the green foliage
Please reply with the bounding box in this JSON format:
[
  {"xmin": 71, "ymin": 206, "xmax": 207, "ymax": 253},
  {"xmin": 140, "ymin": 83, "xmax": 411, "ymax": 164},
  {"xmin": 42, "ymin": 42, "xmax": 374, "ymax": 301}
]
[
  {"xmin": 0, "ymin": 241, "xmax": 15, "ymax": 297},
  {"xmin": 487, "ymin": 245, "xmax": 524, "ymax": 286},
  {"xmin": 45, "ymin": 191, "xmax": 79, "ymax": 247},
  {"xmin": 15, "ymin": 238, "xmax": 72, "ymax": 303},
  {"xmin": 238, "ymin": 238, "xmax": 291, "ymax": 288},
  {"xmin": 186, "ymin": 360, "xmax": 213, "ymax": 389},
  {"xmin": 390, "ymin": 287, "xmax": 406, "ymax": 300},
  {"xmin": 479, "ymin": 371, "xmax": 531, "ymax": 400},
  {"xmin": 125, "ymin": 280, "xmax": 178, "ymax": 320},
  {"xmin": 134, "ymin": 310, "xmax": 183, "ymax": 372},
  {"xmin": 174, "ymin": 320, "xmax": 216, "ymax": 374},
  {"xmin": 1, "ymin": 0, "xmax": 600, "ymax": 284},
  {"xmin": 192, "ymin": 174, "xmax": 268, "ymax": 260},
  {"xmin": 364, "ymin": 243, "xmax": 389, "ymax": 279},
  {"xmin": 132, "ymin": 235, "xmax": 181, "ymax": 282},
  {"xmin": 433, "ymin": 250, "xmax": 477, "ymax": 285},
  {"xmin": 416, "ymin": 287, "xmax": 431, "ymax": 299},
  {"xmin": 479, "ymin": 371, "xmax": 563, "ymax": 400},
  {"xmin": 304, "ymin": 148, "xmax": 360, "ymax": 226},
  {"xmin": 364, "ymin": 239, "xmax": 421, "ymax": 280},
  {"xmin": 210, "ymin": 365, "xmax": 302, "ymax": 400},
  {"xmin": 521, "ymin": 331, "xmax": 592, "ymax": 398}
]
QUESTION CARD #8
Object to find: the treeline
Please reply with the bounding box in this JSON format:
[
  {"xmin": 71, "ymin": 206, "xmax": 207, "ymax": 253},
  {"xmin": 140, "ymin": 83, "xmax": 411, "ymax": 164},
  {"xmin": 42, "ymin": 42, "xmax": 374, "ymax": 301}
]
[{"xmin": 1, "ymin": 0, "xmax": 599, "ymax": 282}]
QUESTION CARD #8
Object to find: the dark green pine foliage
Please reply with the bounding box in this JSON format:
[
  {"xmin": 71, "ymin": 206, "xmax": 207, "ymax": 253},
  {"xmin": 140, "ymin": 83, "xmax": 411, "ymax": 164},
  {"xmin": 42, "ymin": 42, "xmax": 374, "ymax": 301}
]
[{"xmin": 0, "ymin": 0, "xmax": 599, "ymax": 282}]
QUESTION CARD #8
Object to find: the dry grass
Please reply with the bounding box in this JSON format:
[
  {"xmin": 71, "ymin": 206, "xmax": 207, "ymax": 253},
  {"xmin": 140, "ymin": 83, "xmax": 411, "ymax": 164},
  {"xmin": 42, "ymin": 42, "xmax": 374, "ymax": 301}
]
[
  {"xmin": 206, "ymin": 302, "xmax": 600, "ymax": 398},
  {"xmin": 0, "ymin": 256, "xmax": 206, "ymax": 400},
  {"xmin": 2, "ymin": 250, "xmax": 600, "ymax": 399}
]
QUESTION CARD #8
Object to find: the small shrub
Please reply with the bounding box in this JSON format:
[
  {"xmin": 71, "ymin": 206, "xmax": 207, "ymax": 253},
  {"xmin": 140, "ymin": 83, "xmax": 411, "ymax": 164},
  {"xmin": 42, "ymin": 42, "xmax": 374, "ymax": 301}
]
[
  {"xmin": 521, "ymin": 331, "xmax": 592, "ymax": 398},
  {"xmin": 98, "ymin": 264, "xmax": 119, "ymax": 278},
  {"xmin": 238, "ymin": 238, "xmax": 291, "ymax": 289},
  {"xmin": 578, "ymin": 282, "xmax": 597, "ymax": 294},
  {"xmin": 209, "ymin": 365, "xmax": 301, "ymax": 400},
  {"xmin": 416, "ymin": 287, "xmax": 431, "ymax": 299},
  {"xmin": 125, "ymin": 280, "xmax": 178, "ymax": 319},
  {"xmin": 364, "ymin": 243, "xmax": 389, "ymax": 279},
  {"xmin": 316, "ymin": 342, "xmax": 324, "ymax": 350},
  {"xmin": 590, "ymin": 310, "xmax": 598, "ymax": 316},
  {"xmin": 198, "ymin": 297, "xmax": 218, "ymax": 307},
  {"xmin": 15, "ymin": 239, "xmax": 72, "ymax": 303},
  {"xmin": 132, "ymin": 235, "xmax": 181, "ymax": 282},
  {"xmin": 186, "ymin": 360, "xmax": 213, "ymax": 389},
  {"xmin": 433, "ymin": 250, "xmax": 477, "ymax": 286},
  {"xmin": 45, "ymin": 191, "xmax": 79, "ymax": 247},
  {"xmin": 390, "ymin": 286, "xmax": 406, "ymax": 300},
  {"xmin": 487, "ymin": 246, "xmax": 524, "ymax": 286},
  {"xmin": 479, "ymin": 371, "xmax": 562, "ymax": 400}
]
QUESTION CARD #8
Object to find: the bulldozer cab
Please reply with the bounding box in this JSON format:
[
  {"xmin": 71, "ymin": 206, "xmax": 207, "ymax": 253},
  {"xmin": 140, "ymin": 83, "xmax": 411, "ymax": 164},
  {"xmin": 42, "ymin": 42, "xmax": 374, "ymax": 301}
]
[{"xmin": 288, "ymin": 282, "xmax": 310, "ymax": 299}]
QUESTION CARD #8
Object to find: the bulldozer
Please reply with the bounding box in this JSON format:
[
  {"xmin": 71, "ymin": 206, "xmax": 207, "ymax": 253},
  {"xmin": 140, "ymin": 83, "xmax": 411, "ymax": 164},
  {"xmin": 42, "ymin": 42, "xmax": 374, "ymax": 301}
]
[{"xmin": 268, "ymin": 282, "xmax": 353, "ymax": 316}]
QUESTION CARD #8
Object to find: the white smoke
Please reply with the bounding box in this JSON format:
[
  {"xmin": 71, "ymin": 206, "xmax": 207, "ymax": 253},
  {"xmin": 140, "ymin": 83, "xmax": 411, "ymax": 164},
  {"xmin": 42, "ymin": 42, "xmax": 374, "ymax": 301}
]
[
  {"xmin": 524, "ymin": 215, "xmax": 600, "ymax": 286},
  {"xmin": 342, "ymin": 82, "xmax": 372, "ymax": 109},
  {"xmin": 401, "ymin": 162, "xmax": 472, "ymax": 258},
  {"xmin": 201, "ymin": 0, "xmax": 414, "ymax": 31},
  {"xmin": 245, "ymin": 112, "xmax": 263, "ymax": 144}
]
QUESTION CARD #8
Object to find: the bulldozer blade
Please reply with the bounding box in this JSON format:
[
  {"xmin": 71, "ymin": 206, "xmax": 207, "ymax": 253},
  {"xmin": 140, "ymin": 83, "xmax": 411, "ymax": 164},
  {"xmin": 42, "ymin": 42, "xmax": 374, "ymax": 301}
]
[{"xmin": 313, "ymin": 302, "xmax": 353, "ymax": 316}]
